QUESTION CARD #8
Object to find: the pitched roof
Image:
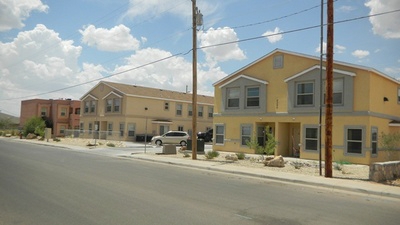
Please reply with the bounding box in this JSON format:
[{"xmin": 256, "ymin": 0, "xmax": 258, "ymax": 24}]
[
  {"xmin": 82, "ymin": 81, "xmax": 214, "ymax": 105},
  {"xmin": 214, "ymin": 48, "xmax": 400, "ymax": 86}
]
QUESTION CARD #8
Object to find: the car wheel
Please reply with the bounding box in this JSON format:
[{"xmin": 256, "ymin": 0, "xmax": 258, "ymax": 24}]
[
  {"xmin": 155, "ymin": 140, "xmax": 162, "ymax": 146},
  {"xmin": 180, "ymin": 141, "xmax": 187, "ymax": 146}
]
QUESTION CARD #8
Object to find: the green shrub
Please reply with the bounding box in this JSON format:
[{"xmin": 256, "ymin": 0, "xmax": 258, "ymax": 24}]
[
  {"xmin": 236, "ymin": 152, "xmax": 245, "ymax": 160},
  {"xmin": 23, "ymin": 117, "xmax": 45, "ymax": 137},
  {"xmin": 53, "ymin": 137, "xmax": 61, "ymax": 142},
  {"xmin": 205, "ymin": 150, "xmax": 219, "ymax": 159}
]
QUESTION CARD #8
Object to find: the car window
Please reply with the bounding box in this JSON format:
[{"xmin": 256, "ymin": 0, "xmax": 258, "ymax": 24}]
[{"xmin": 165, "ymin": 132, "xmax": 174, "ymax": 137}]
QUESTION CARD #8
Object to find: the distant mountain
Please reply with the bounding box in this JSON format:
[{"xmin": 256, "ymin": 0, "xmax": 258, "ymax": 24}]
[{"xmin": 0, "ymin": 112, "xmax": 20, "ymax": 125}]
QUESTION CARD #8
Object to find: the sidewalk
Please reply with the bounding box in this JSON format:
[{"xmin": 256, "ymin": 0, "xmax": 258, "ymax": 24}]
[{"xmin": 6, "ymin": 137, "xmax": 400, "ymax": 200}]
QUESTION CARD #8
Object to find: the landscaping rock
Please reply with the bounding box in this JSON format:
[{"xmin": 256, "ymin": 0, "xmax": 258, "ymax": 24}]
[
  {"xmin": 225, "ymin": 154, "xmax": 238, "ymax": 161},
  {"xmin": 264, "ymin": 155, "xmax": 285, "ymax": 167},
  {"xmin": 26, "ymin": 133, "xmax": 37, "ymax": 139}
]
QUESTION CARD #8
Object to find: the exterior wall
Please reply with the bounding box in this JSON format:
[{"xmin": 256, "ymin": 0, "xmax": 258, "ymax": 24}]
[
  {"xmin": 213, "ymin": 50, "xmax": 400, "ymax": 165},
  {"xmin": 20, "ymin": 99, "xmax": 81, "ymax": 136}
]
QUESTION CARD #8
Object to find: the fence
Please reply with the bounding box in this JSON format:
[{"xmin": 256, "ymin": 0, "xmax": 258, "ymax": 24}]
[{"xmin": 64, "ymin": 129, "xmax": 126, "ymax": 141}]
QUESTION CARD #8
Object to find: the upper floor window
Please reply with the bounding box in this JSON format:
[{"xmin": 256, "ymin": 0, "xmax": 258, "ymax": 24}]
[
  {"xmin": 188, "ymin": 104, "xmax": 193, "ymax": 116},
  {"xmin": 105, "ymin": 98, "xmax": 121, "ymax": 113},
  {"xmin": 198, "ymin": 106, "xmax": 203, "ymax": 117},
  {"xmin": 227, "ymin": 87, "xmax": 240, "ymax": 108},
  {"xmin": 178, "ymin": 126, "xmax": 184, "ymax": 131},
  {"xmin": 41, "ymin": 107, "xmax": 47, "ymax": 116},
  {"xmin": 90, "ymin": 101, "xmax": 96, "ymax": 113},
  {"xmin": 273, "ymin": 55, "xmax": 284, "ymax": 69},
  {"xmin": 246, "ymin": 86, "xmax": 260, "ymax": 107},
  {"xmin": 296, "ymin": 82, "xmax": 314, "ymax": 106},
  {"xmin": 84, "ymin": 101, "xmax": 90, "ymax": 113},
  {"xmin": 324, "ymin": 78, "xmax": 344, "ymax": 105},
  {"xmin": 60, "ymin": 107, "xmax": 67, "ymax": 117},
  {"xmin": 75, "ymin": 108, "xmax": 80, "ymax": 115},
  {"xmin": 164, "ymin": 102, "xmax": 169, "ymax": 110},
  {"xmin": 208, "ymin": 106, "xmax": 213, "ymax": 118},
  {"xmin": 176, "ymin": 104, "xmax": 182, "ymax": 116}
]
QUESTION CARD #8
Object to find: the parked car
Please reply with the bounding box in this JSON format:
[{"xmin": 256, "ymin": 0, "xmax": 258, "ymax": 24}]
[
  {"xmin": 151, "ymin": 131, "xmax": 190, "ymax": 146},
  {"xmin": 197, "ymin": 129, "xmax": 213, "ymax": 142}
]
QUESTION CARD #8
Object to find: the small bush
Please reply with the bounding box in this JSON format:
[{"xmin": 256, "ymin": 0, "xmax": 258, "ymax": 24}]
[
  {"xmin": 53, "ymin": 137, "xmax": 61, "ymax": 142},
  {"xmin": 106, "ymin": 142, "xmax": 115, "ymax": 147},
  {"xmin": 183, "ymin": 152, "xmax": 190, "ymax": 158},
  {"xmin": 290, "ymin": 161, "xmax": 303, "ymax": 169},
  {"xmin": 236, "ymin": 152, "xmax": 245, "ymax": 160},
  {"xmin": 205, "ymin": 150, "xmax": 219, "ymax": 159}
]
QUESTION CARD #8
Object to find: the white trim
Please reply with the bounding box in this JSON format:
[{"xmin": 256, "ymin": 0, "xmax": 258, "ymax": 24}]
[
  {"xmin": 124, "ymin": 94, "xmax": 213, "ymax": 105},
  {"xmin": 220, "ymin": 74, "xmax": 268, "ymax": 88},
  {"xmin": 284, "ymin": 65, "xmax": 356, "ymax": 83},
  {"xmin": 81, "ymin": 94, "xmax": 98, "ymax": 101},
  {"xmin": 389, "ymin": 123, "xmax": 400, "ymax": 127},
  {"xmin": 102, "ymin": 91, "xmax": 122, "ymax": 100}
]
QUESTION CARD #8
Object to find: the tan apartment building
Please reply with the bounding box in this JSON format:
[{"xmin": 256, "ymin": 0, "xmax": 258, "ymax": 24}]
[
  {"xmin": 212, "ymin": 49, "xmax": 400, "ymax": 165},
  {"xmin": 20, "ymin": 98, "xmax": 81, "ymax": 136},
  {"xmin": 79, "ymin": 81, "xmax": 214, "ymax": 141}
]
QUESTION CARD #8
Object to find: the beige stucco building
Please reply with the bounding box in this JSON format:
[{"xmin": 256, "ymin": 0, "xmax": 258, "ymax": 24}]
[
  {"xmin": 212, "ymin": 49, "xmax": 400, "ymax": 165},
  {"xmin": 79, "ymin": 81, "xmax": 214, "ymax": 141}
]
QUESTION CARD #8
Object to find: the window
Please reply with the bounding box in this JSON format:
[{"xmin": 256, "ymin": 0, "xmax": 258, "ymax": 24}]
[
  {"xmin": 113, "ymin": 99, "xmax": 120, "ymax": 112},
  {"xmin": 398, "ymin": 88, "xmax": 400, "ymax": 103},
  {"xmin": 215, "ymin": 125, "xmax": 225, "ymax": 144},
  {"xmin": 246, "ymin": 87, "xmax": 260, "ymax": 107},
  {"xmin": 84, "ymin": 101, "xmax": 90, "ymax": 113},
  {"xmin": 296, "ymin": 82, "xmax": 314, "ymax": 106},
  {"xmin": 305, "ymin": 127, "xmax": 318, "ymax": 151},
  {"xmin": 188, "ymin": 104, "xmax": 192, "ymax": 116},
  {"xmin": 371, "ymin": 127, "xmax": 378, "ymax": 155},
  {"xmin": 227, "ymin": 87, "xmax": 240, "ymax": 108},
  {"xmin": 41, "ymin": 107, "xmax": 47, "ymax": 116},
  {"xmin": 88, "ymin": 123, "xmax": 93, "ymax": 134},
  {"xmin": 75, "ymin": 108, "xmax": 80, "ymax": 115},
  {"xmin": 347, "ymin": 128, "xmax": 363, "ymax": 154},
  {"xmin": 273, "ymin": 55, "xmax": 284, "ymax": 69},
  {"xmin": 208, "ymin": 107, "xmax": 213, "ymax": 118},
  {"xmin": 176, "ymin": 104, "xmax": 182, "ymax": 116},
  {"xmin": 178, "ymin": 126, "xmax": 184, "ymax": 131},
  {"xmin": 106, "ymin": 99, "xmax": 112, "ymax": 112},
  {"xmin": 128, "ymin": 123, "xmax": 135, "ymax": 137},
  {"xmin": 90, "ymin": 101, "xmax": 96, "ymax": 113},
  {"xmin": 324, "ymin": 79, "xmax": 344, "ymax": 105},
  {"xmin": 108, "ymin": 123, "xmax": 113, "ymax": 136},
  {"xmin": 60, "ymin": 107, "xmax": 67, "ymax": 117},
  {"xmin": 120, "ymin": 123, "xmax": 125, "ymax": 137},
  {"xmin": 59, "ymin": 125, "xmax": 66, "ymax": 135},
  {"xmin": 80, "ymin": 122, "xmax": 84, "ymax": 133},
  {"xmin": 241, "ymin": 125, "xmax": 252, "ymax": 146},
  {"xmin": 198, "ymin": 106, "xmax": 203, "ymax": 117},
  {"xmin": 164, "ymin": 102, "xmax": 169, "ymax": 110}
]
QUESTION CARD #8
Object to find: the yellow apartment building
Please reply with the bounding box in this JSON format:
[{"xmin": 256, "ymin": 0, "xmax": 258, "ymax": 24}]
[
  {"xmin": 79, "ymin": 81, "xmax": 214, "ymax": 142},
  {"xmin": 212, "ymin": 49, "xmax": 400, "ymax": 165}
]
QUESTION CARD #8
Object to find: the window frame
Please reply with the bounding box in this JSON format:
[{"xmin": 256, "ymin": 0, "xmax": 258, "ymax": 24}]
[
  {"xmin": 215, "ymin": 124, "xmax": 225, "ymax": 145},
  {"xmin": 323, "ymin": 78, "xmax": 344, "ymax": 105},
  {"xmin": 296, "ymin": 81, "xmax": 314, "ymax": 106},
  {"xmin": 176, "ymin": 103, "xmax": 182, "ymax": 116},
  {"xmin": 188, "ymin": 104, "xmax": 192, "ymax": 116},
  {"xmin": 273, "ymin": 55, "xmax": 284, "ymax": 69},
  {"xmin": 198, "ymin": 105, "xmax": 203, "ymax": 117},
  {"xmin": 240, "ymin": 124, "xmax": 252, "ymax": 146},
  {"xmin": 245, "ymin": 86, "xmax": 260, "ymax": 108},
  {"xmin": 208, "ymin": 106, "xmax": 213, "ymax": 118},
  {"xmin": 371, "ymin": 127, "xmax": 378, "ymax": 156},
  {"xmin": 107, "ymin": 123, "xmax": 113, "ymax": 136},
  {"xmin": 304, "ymin": 126, "xmax": 319, "ymax": 151},
  {"xmin": 119, "ymin": 123, "xmax": 125, "ymax": 137},
  {"xmin": 164, "ymin": 102, "xmax": 169, "ymax": 111},
  {"xmin": 226, "ymin": 87, "xmax": 240, "ymax": 109},
  {"xmin": 345, "ymin": 127, "xmax": 364, "ymax": 155}
]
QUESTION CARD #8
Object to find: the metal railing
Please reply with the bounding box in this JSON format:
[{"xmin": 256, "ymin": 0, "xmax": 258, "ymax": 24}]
[{"xmin": 64, "ymin": 129, "xmax": 125, "ymax": 141}]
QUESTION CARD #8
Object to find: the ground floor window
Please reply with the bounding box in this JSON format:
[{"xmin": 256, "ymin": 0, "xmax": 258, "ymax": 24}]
[
  {"xmin": 128, "ymin": 123, "xmax": 135, "ymax": 137},
  {"xmin": 80, "ymin": 122, "xmax": 84, "ymax": 133},
  {"xmin": 346, "ymin": 128, "xmax": 363, "ymax": 154},
  {"xmin": 371, "ymin": 127, "xmax": 378, "ymax": 155},
  {"xmin": 241, "ymin": 124, "xmax": 252, "ymax": 146},
  {"xmin": 305, "ymin": 127, "xmax": 318, "ymax": 151},
  {"xmin": 59, "ymin": 125, "xmax": 66, "ymax": 135},
  {"xmin": 215, "ymin": 124, "xmax": 225, "ymax": 144},
  {"xmin": 120, "ymin": 123, "xmax": 125, "ymax": 137},
  {"xmin": 178, "ymin": 126, "xmax": 184, "ymax": 131},
  {"xmin": 107, "ymin": 123, "xmax": 113, "ymax": 136},
  {"xmin": 88, "ymin": 123, "xmax": 93, "ymax": 134}
]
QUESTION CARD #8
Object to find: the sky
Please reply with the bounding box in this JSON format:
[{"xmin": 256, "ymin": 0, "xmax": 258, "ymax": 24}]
[{"xmin": 0, "ymin": 0, "xmax": 399, "ymax": 117}]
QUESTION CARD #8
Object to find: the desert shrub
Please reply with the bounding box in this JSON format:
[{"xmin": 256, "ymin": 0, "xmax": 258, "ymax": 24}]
[
  {"xmin": 290, "ymin": 161, "xmax": 303, "ymax": 169},
  {"xmin": 236, "ymin": 152, "xmax": 245, "ymax": 160},
  {"xmin": 23, "ymin": 117, "xmax": 45, "ymax": 137},
  {"xmin": 106, "ymin": 142, "xmax": 115, "ymax": 147},
  {"xmin": 205, "ymin": 150, "xmax": 219, "ymax": 159},
  {"xmin": 53, "ymin": 137, "xmax": 61, "ymax": 142}
]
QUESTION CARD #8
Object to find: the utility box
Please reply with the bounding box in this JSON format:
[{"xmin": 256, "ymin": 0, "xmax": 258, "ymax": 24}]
[
  {"xmin": 186, "ymin": 139, "xmax": 205, "ymax": 152},
  {"xmin": 162, "ymin": 144, "xmax": 177, "ymax": 154},
  {"xmin": 45, "ymin": 128, "xmax": 52, "ymax": 142}
]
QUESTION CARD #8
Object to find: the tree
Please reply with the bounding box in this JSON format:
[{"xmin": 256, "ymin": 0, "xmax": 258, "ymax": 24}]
[
  {"xmin": 23, "ymin": 117, "xmax": 46, "ymax": 137},
  {"xmin": 246, "ymin": 126, "xmax": 277, "ymax": 159}
]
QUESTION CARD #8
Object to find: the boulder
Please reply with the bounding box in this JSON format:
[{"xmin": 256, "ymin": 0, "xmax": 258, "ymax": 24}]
[
  {"xmin": 264, "ymin": 155, "xmax": 285, "ymax": 167},
  {"xmin": 26, "ymin": 133, "xmax": 37, "ymax": 139},
  {"xmin": 225, "ymin": 154, "xmax": 238, "ymax": 161}
]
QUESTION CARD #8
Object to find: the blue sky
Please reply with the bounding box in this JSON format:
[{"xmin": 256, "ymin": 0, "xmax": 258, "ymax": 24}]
[{"xmin": 0, "ymin": 0, "xmax": 399, "ymax": 116}]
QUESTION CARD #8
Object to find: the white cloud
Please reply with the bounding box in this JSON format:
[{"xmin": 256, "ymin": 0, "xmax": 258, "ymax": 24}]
[
  {"xmin": 122, "ymin": 0, "xmax": 218, "ymax": 21},
  {"xmin": 0, "ymin": 24, "xmax": 104, "ymax": 116},
  {"xmin": 199, "ymin": 27, "xmax": 246, "ymax": 67},
  {"xmin": 80, "ymin": 24, "xmax": 140, "ymax": 52},
  {"xmin": 365, "ymin": 0, "xmax": 400, "ymax": 39},
  {"xmin": 0, "ymin": 0, "xmax": 48, "ymax": 31},
  {"xmin": 315, "ymin": 42, "xmax": 346, "ymax": 54},
  {"xmin": 262, "ymin": 27, "xmax": 283, "ymax": 43},
  {"xmin": 352, "ymin": 50, "xmax": 370, "ymax": 59}
]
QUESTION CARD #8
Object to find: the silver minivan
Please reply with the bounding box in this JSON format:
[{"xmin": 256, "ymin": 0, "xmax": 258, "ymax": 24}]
[{"xmin": 151, "ymin": 131, "xmax": 190, "ymax": 146}]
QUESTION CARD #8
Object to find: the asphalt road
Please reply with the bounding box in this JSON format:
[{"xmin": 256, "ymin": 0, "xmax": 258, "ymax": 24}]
[{"xmin": 1, "ymin": 138, "xmax": 399, "ymax": 225}]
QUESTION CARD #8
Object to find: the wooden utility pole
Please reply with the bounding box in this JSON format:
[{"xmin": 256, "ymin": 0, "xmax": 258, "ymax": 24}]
[
  {"xmin": 325, "ymin": 0, "xmax": 334, "ymax": 178},
  {"xmin": 191, "ymin": 0, "xmax": 198, "ymax": 159}
]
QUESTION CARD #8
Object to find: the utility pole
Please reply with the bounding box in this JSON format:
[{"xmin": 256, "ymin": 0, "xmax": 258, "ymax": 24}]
[
  {"xmin": 318, "ymin": 0, "xmax": 324, "ymax": 176},
  {"xmin": 325, "ymin": 0, "xmax": 334, "ymax": 178},
  {"xmin": 191, "ymin": 0, "xmax": 202, "ymax": 160}
]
